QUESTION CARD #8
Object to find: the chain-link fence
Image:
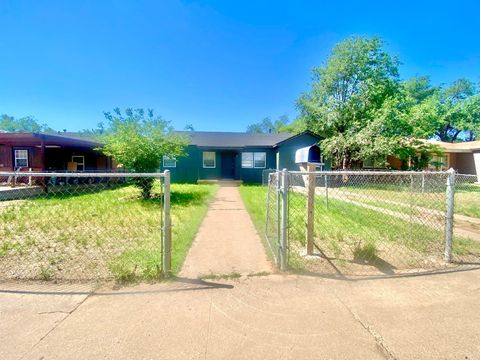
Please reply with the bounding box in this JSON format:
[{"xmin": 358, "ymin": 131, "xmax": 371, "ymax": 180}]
[
  {"xmin": 262, "ymin": 169, "xmax": 277, "ymax": 186},
  {"xmin": 265, "ymin": 171, "xmax": 281, "ymax": 266},
  {"xmin": 0, "ymin": 171, "xmax": 171, "ymax": 282},
  {"xmin": 266, "ymin": 170, "xmax": 480, "ymax": 275}
]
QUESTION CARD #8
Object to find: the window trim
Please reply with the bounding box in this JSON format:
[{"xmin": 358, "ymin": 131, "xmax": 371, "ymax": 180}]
[
  {"xmin": 241, "ymin": 152, "xmax": 254, "ymax": 168},
  {"xmin": 203, "ymin": 151, "xmax": 216, "ymax": 168},
  {"xmin": 429, "ymin": 154, "xmax": 448, "ymax": 170},
  {"xmin": 242, "ymin": 152, "xmax": 267, "ymax": 169},
  {"xmin": 72, "ymin": 155, "xmax": 85, "ymax": 171},
  {"xmin": 253, "ymin": 152, "xmax": 266, "ymax": 169},
  {"xmin": 14, "ymin": 149, "xmax": 29, "ymax": 168},
  {"xmin": 163, "ymin": 156, "xmax": 177, "ymax": 168}
]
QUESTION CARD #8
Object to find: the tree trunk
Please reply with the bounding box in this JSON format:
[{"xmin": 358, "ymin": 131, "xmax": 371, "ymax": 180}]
[{"xmin": 451, "ymin": 129, "xmax": 462, "ymax": 143}]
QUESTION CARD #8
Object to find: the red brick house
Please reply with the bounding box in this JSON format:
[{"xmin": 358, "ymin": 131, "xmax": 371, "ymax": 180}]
[{"xmin": 0, "ymin": 132, "xmax": 113, "ymax": 172}]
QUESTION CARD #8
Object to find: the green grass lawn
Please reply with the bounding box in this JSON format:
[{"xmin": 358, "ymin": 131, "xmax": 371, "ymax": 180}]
[
  {"xmin": 0, "ymin": 182, "xmax": 217, "ymax": 281},
  {"xmin": 343, "ymin": 182, "xmax": 480, "ymax": 218},
  {"xmin": 239, "ymin": 184, "xmax": 280, "ymax": 264},
  {"xmin": 240, "ymin": 185, "xmax": 480, "ymax": 273}
]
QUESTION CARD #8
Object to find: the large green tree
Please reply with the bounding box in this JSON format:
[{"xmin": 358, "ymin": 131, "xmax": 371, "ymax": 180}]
[
  {"xmin": 297, "ymin": 36, "xmax": 407, "ymax": 168},
  {"xmin": 100, "ymin": 108, "xmax": 187, "ymax": 198},
  {"xmin": 0, "ymin": 114, "xmax": 55, "ymax": 133},
  {"xmin": 246, "ymin": 115, "xmax": 290, "ymax": 134},
  {"xmin": 406, "ymin": 78, "xmax": 480, "ymax": 142},
  {"xmin": 432, "ymin": 79, "xmax": 479, "ymax": 142}
]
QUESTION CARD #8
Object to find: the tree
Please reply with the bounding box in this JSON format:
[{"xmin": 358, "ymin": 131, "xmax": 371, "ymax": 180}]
[
  {"xmin": 100, "ymin": 108, "xmax": 188, "ymax": 198},
  {"xmin": 403, "ymin": 76, "xmax": 437, "ymax": 104},
  {"xmin": 432, "ymin": 79, "xmax": 479, "ymax": 142},
  {"xmin": 297, "ymin": 36, "xmax": 403, "ymax": 168},
  {"xmin": 405, "ymin": 78, "xmax": 480, "ymax": 142},
  {"xmin": 0, "ymin": 114, "xmax": 55, "ymax": 133},
  {"xmin": 79, "ymin": 122, "xmax": 106, "ymax": 139},
  {"xmin": 246, "ymin": 115, "xmax": 289, "ymax": 133}
]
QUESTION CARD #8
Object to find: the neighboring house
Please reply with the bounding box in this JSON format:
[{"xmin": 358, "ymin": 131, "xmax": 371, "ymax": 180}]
[
  {"xmin": 160, "ymin": 131, "xmax": 329, "ymax": 183},
  {"xmin": 358, "ymin": 139, "xmax": 480, "ymax": 180},
  {"xmin": 423, "ymin": 139, "xmax": 480, "ymax": 178},
  {"xmin": 0, "ymin": 132, "xmax": 113, "ymax": 172}
]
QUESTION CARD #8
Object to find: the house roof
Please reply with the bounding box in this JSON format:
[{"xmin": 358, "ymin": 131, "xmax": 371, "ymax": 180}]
[
  {"xmin": 177, "ymin": 131, "xmax": 319, "ymax": 148},
  {"xmin": 0, "ymin": 130, "xmax": 322, "ymax": 149},
  {"xmin": 423, "ymin": 139, "xmax": 480, "ymax": 153},
  {"xmin": 0, "ymin": 132, "xmax": 102, "ymax": 148}
]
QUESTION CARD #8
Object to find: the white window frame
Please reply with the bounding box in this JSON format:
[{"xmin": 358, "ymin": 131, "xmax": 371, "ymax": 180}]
[
  {"xmin": 14, "ymin": 149, "xmax": 29, "ymax": 168},
  {"xmin": 163, "ymin": 156, "xmax": 177, "ymax": 168},
  {"xmin": 429, "ymin": 154, "xmax": 448, "ymax": 170},
  {"xmin": 203, "ymin": 151, "xmax": 216, "ymax": 168},
  {"xmin": 253, "ymin": 152, "xmax": 266, "ymax": 169},
  {"xmin": 72, "ymin": 155, "xmax": 85, "ymax": 171},
  {"xmin": 241, "ymin": 152, "xmax": 254, "ymax": 168},
  {"xmin": 242, "ymin": 152, "xmax": 267, "ymax": 169}
]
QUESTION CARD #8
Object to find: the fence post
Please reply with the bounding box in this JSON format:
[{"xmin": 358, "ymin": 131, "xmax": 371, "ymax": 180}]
[
  {"xmin": 444, "ymin": 168, "xmax": 455, "ymax": 262},
  {"xmin": 280, "ymin": 168, "xmax": 288, "ymax": 270},
  {"xmin": 421, "ymin": 171, "xmax": 425, "ymax": 193},
  {"xmin": 324, "ymin": 174, "xmax": 329, "ymax": 209},
  {"xmin": 306, "ymin": 164, "xmax": 315, "ymax": 255},
  {"xmin": 276, "ymin": 171, "xmax": 281, "ymax": 265},
  {"xmin": 163, "ymin": 170, "xmax": 172, "ymax": 274}
]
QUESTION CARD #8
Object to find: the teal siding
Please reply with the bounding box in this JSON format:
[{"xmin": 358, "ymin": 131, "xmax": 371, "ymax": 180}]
[
  {"xmin": 161, "ymin": 132, "xmax": 330, "ymax": 184},
  {"xmin": 276, "ymin": 133, "xmax": 331, "ymax": 171},
  {"xmin": 160, "ymin": 147, "xmax": 230, "ymax": 182},
  {"xmin": 238, "ymin": 148, "xmax": 276, "ymax": 183},
  {"xmin": 160, "ymin": 145, "xmax": 198, "ymax": 183}
]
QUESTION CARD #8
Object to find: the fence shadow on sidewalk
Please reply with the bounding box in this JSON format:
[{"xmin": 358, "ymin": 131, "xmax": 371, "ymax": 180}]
[
  {"xmin": 290, "ymin": 263, "xmax": 480, "ymax": 282},
  {"xmin": 0, "ymin": 277, "xmax": 234, "ymax": 297}
]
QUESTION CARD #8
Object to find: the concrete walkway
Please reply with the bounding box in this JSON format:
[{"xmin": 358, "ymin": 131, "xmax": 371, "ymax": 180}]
[
  {"xmin": 180, "ymin": 184, "xmax": 272, "ymax": 278},
  {"xmin": 2, "ymin": 269, "xmax": 480, "ymax": 359}
]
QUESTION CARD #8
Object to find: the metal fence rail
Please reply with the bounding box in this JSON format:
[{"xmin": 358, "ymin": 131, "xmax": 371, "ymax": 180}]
[
  {"xmin": 0, "ymin": 171, "xmax": 171, "ymax": 281},
  {"xmin": 267, "ymin": 170, "xmax": 480, "ymax": 275}
]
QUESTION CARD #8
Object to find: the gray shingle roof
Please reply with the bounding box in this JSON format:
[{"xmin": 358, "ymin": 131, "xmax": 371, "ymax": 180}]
[{"xmin": 176, "ymin": 131, "xmax": 295, "ymax": 148}]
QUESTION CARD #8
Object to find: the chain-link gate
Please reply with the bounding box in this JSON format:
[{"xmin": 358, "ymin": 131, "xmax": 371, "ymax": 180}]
[
  {"xmin": 0, "ymin": 171, "xmax": 171, "ymax": 281},
  {"xmin": 266, "ymin": 169, "xmax": 480, "ymax": 275}
]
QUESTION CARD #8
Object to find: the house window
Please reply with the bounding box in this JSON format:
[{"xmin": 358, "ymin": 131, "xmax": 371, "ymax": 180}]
[
  {"xmin": 163, "ymin": 156, "xmax": 177, "ymax": 168},
  {"xmin": 72, "ymin": 155, "xmax": 85, "ymax": 171},
  {"xmin": 429, "ymin": 155, "xmax": 448, "ymax": 170},
  {"xmin": 241, "ymin": 152, "xmax": 253, "ymax": 168},
  {"xmin": 254, "ymin": 152, "xmax": 266, "ymax": 168},
  {"xmin": 203, "ymin": 152, "xmax": 216, "ymax": 168},
  {"xmin": 242, "ymin": 152, "xmax": 266, "ymax": 168},
  {"xmin": 14, "ymin": 149, "xmax": 29, "ymax": 168},
  {"xmin": 363, "ymin": 157, "xmax": 387, "ymax": 169}
]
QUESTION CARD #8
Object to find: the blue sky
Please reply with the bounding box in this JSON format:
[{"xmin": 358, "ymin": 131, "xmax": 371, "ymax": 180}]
[{"xmin": 0, "ymin": 0, "xmax": 479, "ymax": 132}]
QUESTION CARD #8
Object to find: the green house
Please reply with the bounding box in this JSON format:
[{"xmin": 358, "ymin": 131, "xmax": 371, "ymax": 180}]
[{"xmin": 160, "ymin": 131, "xmax": 330, "ymax": 183}]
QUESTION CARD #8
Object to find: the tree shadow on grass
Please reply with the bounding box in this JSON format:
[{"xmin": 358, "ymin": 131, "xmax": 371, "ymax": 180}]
[
  {"xmin": 170, "ymin": 189, "xmax": 212, "ymax": 207},
  {"xmin": 39, "ymin": 183, "xmax": 127, "ymax": 201}
]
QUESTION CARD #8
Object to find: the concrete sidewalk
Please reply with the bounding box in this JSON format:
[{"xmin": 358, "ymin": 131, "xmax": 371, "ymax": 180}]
[
  {"xmin": 179, "ymin": 185, "xmax": 272, "ymax": 278},
  {"xmin": 2, "ymin": 269, "xmax": 480, "ymax": 359}
]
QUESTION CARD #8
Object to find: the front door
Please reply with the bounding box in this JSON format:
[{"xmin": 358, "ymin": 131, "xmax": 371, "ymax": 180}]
[{"xmin": 221, "ymin": 152, "xmax": 236, "ymax": 179}]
